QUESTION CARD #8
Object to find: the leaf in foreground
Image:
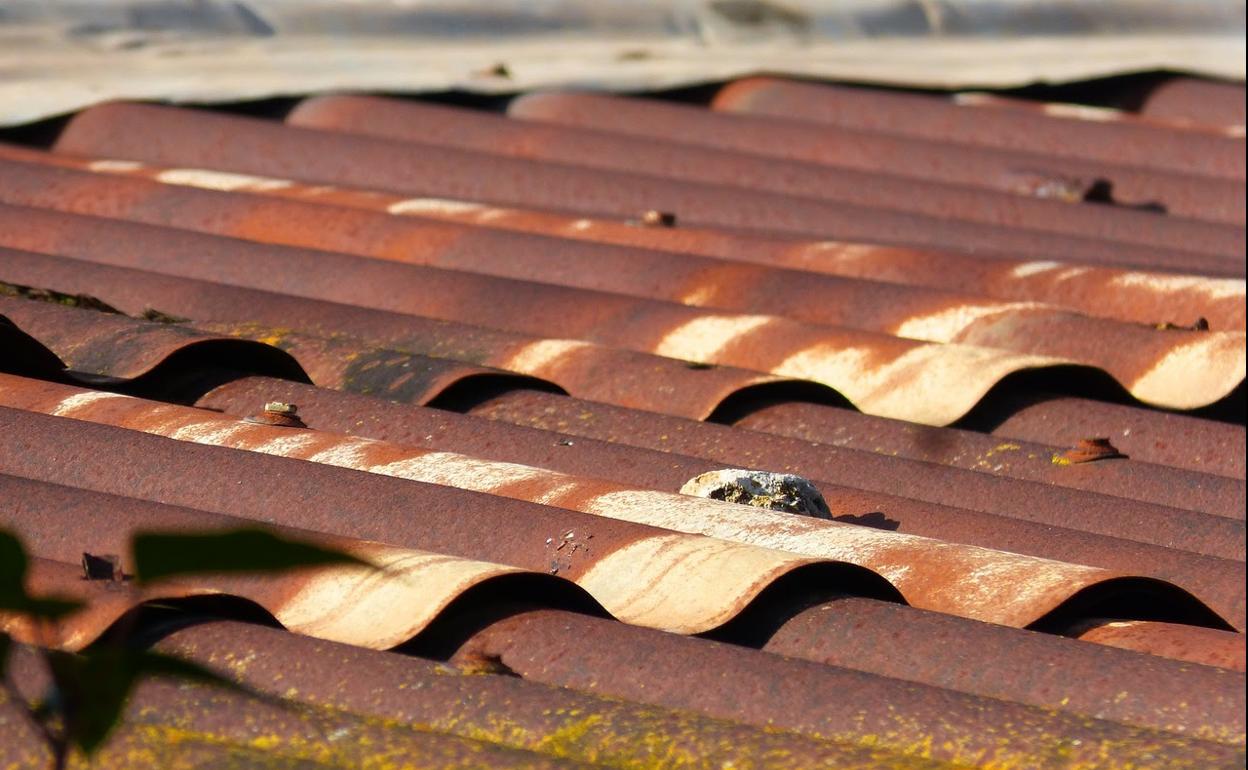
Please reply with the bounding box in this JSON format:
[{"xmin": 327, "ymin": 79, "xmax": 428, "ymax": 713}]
[{"xmin": 131, "ymin": 528, "xmax": 371, "ymax": 585}]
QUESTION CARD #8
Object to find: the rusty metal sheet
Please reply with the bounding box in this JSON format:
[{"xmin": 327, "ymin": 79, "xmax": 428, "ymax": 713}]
[
  {"xmin": 5, "ymin": 293, "xmax": 1242, "ymax": 630},
  {"xmin": 0, "ymin": 293, "xmax": 549, "ymax": 407},
  {"xmin": 16, "ymin": 146, "xmax": 1248, "ymax": 323},
  {"xmin": 151, "ymin": 620, "xmax": 957, "ymax": 770},
  {"xmin": 0, "ymin": 294, "xmax": 309, "ymax": 387},
  {"xmin": 0, "ymin": 391, "xmax": 904, "ymax": 637},
  {"xmin": 728, "ymin": 400, "xmax": 1246, "ymax": 519},
  {"xmin": 1137, "ymin": 78, "xmax": 1247, "ymax": 128},
  {"xmin": 190, "ymin": 375, "xmax": 1247, "ymax": 630},
  {"xmin": 463, "ymin": 391, "xmax": 1246, "ymax": 564},
  {"xmin": 9, "ymin": 374, "xmax": 1226, "ymax": 633},
  {"xmin": 762, "ymin": 596, "xmax": 1246, "ymax": 745},
  {"xmin": 976, "ymin": 392, "xmax": 1246, "ymax": 480},
  {"xmin": 508, "ymin": 91, "xmax": 1247, "ymax": 226},
  {"xmin": 711, "ymin": 78, "xmax": 1246, "ymax": 181},
  {"xmin": 285, "ymin": 94, "xmax": 1246, "ymax": 258},
  {"xmin": 430, "ymin": 608, "xmax": 1245, "ymax": 770},
  {"xmin": 44, "ymin": 103, "xmax": 1247, "ymax": 275},
  {"xmin": 950, "ymin": 91, "xmax": 1246, "ymax": 137},
  {"xmin": 0, "ymin": 206, "xmax": 1241, "ymax": 428},
  {"xmin": 1072, "ymin": 619, "xmax": 1247, "ymax": 672},
  {"xmin": 0, "ymin": 246, "xmax": 792, "ymax": 421},
  {"xmin": 1, "ymin": 475, "xmax": 575, "ymax": 654},
  {"xmin": 2, "ymin": 177, "xmax": 1243, "ymax": 420},
  {"xmin": 2, "ymin": 639, "xmax": 592, "ymax": 770}
]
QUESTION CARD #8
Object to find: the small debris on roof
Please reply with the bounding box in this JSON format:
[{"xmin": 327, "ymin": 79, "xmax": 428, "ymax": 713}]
[{"xmin": 680, "ymin": 468, "xmax": 831, "ymax": 518}]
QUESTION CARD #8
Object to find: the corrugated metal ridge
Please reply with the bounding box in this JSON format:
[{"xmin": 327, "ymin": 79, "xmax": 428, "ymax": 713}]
[
  {"xmin": 25, "ymin": 146, "xmax": 1242, "ymax": 326},
  {"xmin": 0, "ymin": 247, "xmax": 796, "ymax": 421},
  {"xmin": 3, "ymin": 643, "xmax": 600, "ymax": 770},
  {"xmin": 2, "ymin": 298, "xmax": 1241, "ymax": 627},
  {"xmin": 3, "ymin": 280, "xmax": 1241, "ymax": 570},
  {"xmin": 283, "ymin": 94, "xmax": 1245, "ymax": 258},
  {"xmin": 506, "ymin": 91, "xmax": 1246, "ymax": 226},
  {"xmin": 0, "ymin": 295, "xmax": 558, "ymax": 407},
  {"xmin": 2, "ymin": 163, "xmax": 1243, "ymax": 415},
  {"xmin": 711, "ymin": 78, "xmax": 1246, "ymax": 180},
  {"xmin": 434, "ymin": 609, "xmax": 1245, "ymax": 770},
  {"xmin": 1139, "ymin": 78, "xmax": 1248, "ymax": 128},
  {"xmin": 0, "ymin": 373, "xmax": 1232, "ymax": 634},
  {"xmin": 1, "ymin": 474, "xmax": 583, "ymax": 653},
  {"xmin": 0, "ymin": 198, "xmax": 1238, "ymax": 516},
  {"xmin": 949, "ymin": 91, "xmax": 1246, "ymax": 137},
  {"xmin": 45, "ymin": 102, "xmax": 1245, "ymax": 276},
  {"xmin": 0, "ymin": 201, "xmax": 1241, "ymax": 426}
]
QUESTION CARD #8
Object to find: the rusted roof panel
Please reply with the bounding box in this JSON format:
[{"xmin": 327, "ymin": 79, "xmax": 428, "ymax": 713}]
[
  {"xmin": 1137, "ymin": 78, "xmax": 1247, "ymax": 128},
  {"xmin": 285, "ymin": 94, "xmax": 1245, "ymax": 258},
  {"xmin": 507, "ymin": 91, "xmax": 1246, "ymax": 225},
  {"xmin": 15, "ymin": 147, "xmax": 1246, "ymax": 322},
  {"xmin": 710, "ymin": 78, "xmax": 1245, "ymax": 180}
]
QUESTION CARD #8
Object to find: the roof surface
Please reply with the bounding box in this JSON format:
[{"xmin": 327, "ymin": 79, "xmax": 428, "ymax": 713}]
[{"xmin": 0, "ymin": 74, "xmax": 1245, "ymax": 769}]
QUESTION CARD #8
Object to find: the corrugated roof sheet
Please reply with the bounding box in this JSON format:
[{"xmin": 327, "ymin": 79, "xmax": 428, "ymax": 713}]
[{"xmin": 1, "ymin": 74, "xmax": 1244, "ymax": 769}]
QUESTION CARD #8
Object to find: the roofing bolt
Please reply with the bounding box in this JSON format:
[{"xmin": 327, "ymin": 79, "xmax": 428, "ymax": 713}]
[
  {"xmin": 245, "ymin": 401, "xmax": 307, "ymax": 428},
  {"xmin": 636, "ymin": 210, "xmax": 677, "ymax": 228},
  {"xmin": 81, "ymin": 552, "xmax": 124, "ymax": 582},
  {"xmin": 1056, "ymin": 437, "xmax": 1126, "ymax": 465}
]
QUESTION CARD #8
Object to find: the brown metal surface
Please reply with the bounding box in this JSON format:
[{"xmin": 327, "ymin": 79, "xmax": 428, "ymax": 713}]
[
  {"xmin": 190, "ymin": 375, "xmax": 1247, "ymax": 629},
  {"xmin": 950, "ymin": 91, "xmax": 1246, "ymax": 137},
  {"xmin": 2, "ymin": 641, "xmax": 591, "ymax": 770},
  {"xmin": 1073, "ymin": 619, "xmax": 1248, "ymax": 672},
  {"xmin": 152, "ymin": 621, "xmax": 959, "ymax": 770},
  {"xmin": 1, "ymin": 474, "xmax": 575, "ymax": 654},
  {"xmin": 980, "ymin": 392, "xmax": 1246, "ymax": 479},
  {"xmin": 436, "ymin": 609, "xmax": 1244, "ymax": 770},
  {"xmin": 1137, "ymin": 78, "xmax": 1248, "ymax": 129},
  {"xmin": 0, "ymin": 200, "xmax": 1241, "ymax": 427},
  {"xmin": 711, "ymin": 78, "xmax": 1246, "ymax": 181},
  {"xmin": 726, "ymin": 399, "xmax": 1245, "ymax": 519},
  {"xmin": 0, "ymin": 246, "xmax": 792, "ymax": 421},
  {"xmin": 8, "ymin": 373, "xmax": 1215, "ymax": 633},
  {"xmin": 761, "ymin": 596, "xmax": 1245, "ymax": 744},
  {"xmin": 43, "ymin": 102, "xmax": 1247, "ymax": 272},
  {"xmin": 2, "ymin": 178, "xmax": 1243, "ymax": 421},
  {"xmin": 508, "ymin": 91, "xmax": 1247, "ymax": 225},
  {"xmin": 18, "ymin": 146, "xmax": 1248, "ymax": 322},
  {"xmin": 285, "ymin": 94, "xmax": 1246, "ymax": 257}
]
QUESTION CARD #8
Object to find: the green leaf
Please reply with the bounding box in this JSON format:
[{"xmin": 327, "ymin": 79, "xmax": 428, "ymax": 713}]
[
  {"xmin": 44, "ymin": 646, "xmax": 251, "ymax": 756},
  {"xmin": 0, "ymin": 530, "xmax": 28, "ymax": 610},
  {"xmin": 131, "ymin": 528, "xmax": 372, "ymax": 586}
]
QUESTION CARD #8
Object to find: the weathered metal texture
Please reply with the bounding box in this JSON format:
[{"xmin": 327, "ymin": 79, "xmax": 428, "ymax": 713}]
[
  {"xmin": 0, "ymin": 247, "xmax": 793, "ymax": 421},
  {"xmin": 19, "ymin": 146, "xmax": 1248, "ymax": 321},
  {"xmin": 0, "ymin": 393, "xmax": 905, "ymax": 638},
  {"xmin": 0, "ymin": 205, "xmax": 1241, "ymax": 428},
  {"xmin": 979, "ymin": 392, "xmax": 1247, "ymax": 480},
  {"xmin": 1072, "ymin": 619, "xmax": 1247, "ymax": 672},
  {"xmin": 3, "ymin": 179, "xmax": 1242, "ymax": 419},
  {"xmin": 285, "ymin": 94, "xmax": 1246, "ymax": 258},
  {"xmin": 1, "ymin": 475, "xmax": 574, "ymax": 654},
  {"xmin": 0, "ymin": 293, "xmax": 551, "ymax": 407},
  {"xmin": 2, "ymin": 641, "xmax": 591, "ymax": 770},
  {"xmin": 508, "ymin": 91, "xmax": 1247, "ymax": 226},
  {"xmin": 762, "ymin": 596, "xmax": 1246, "ymax": 745},
  {"xmin": 436, "ymin": 609, "xmax": 1246, "ymax": 770},
  {"xmin": 8, "ymin": 374, "xmax": 1219, "ymax": 633},
  {"xmin": 0, "ymin": 294, "xmax": 309, "ymax": 386},
  {"xmin": 192, "ymin": 375, "xmax": 1248, "ymax": 630},
  {"xmin": 1137, "ymin": 78, "xmax": 1248, "ymax": 129},
  {"xmin": 712, "ymin": 78, "xmax": 1246, "ymax": 181},
  {"xmin": 728, "ymin": 399, "xmax": 1246, "ymax": 519},
  {"xmin": 43, "ymin": 103, "xmax": 1246, "ymax": 273},
  {"xmin": 153, "ymin": 620, "xmax": 959, "ymax": 770},
  {"xmin": 950, "ymin": 91, "xmax": 1246, "ymax": 137},
  {"xmin": 461, "ymin": 390, "xmax": 1246, "ymax": 563}
]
